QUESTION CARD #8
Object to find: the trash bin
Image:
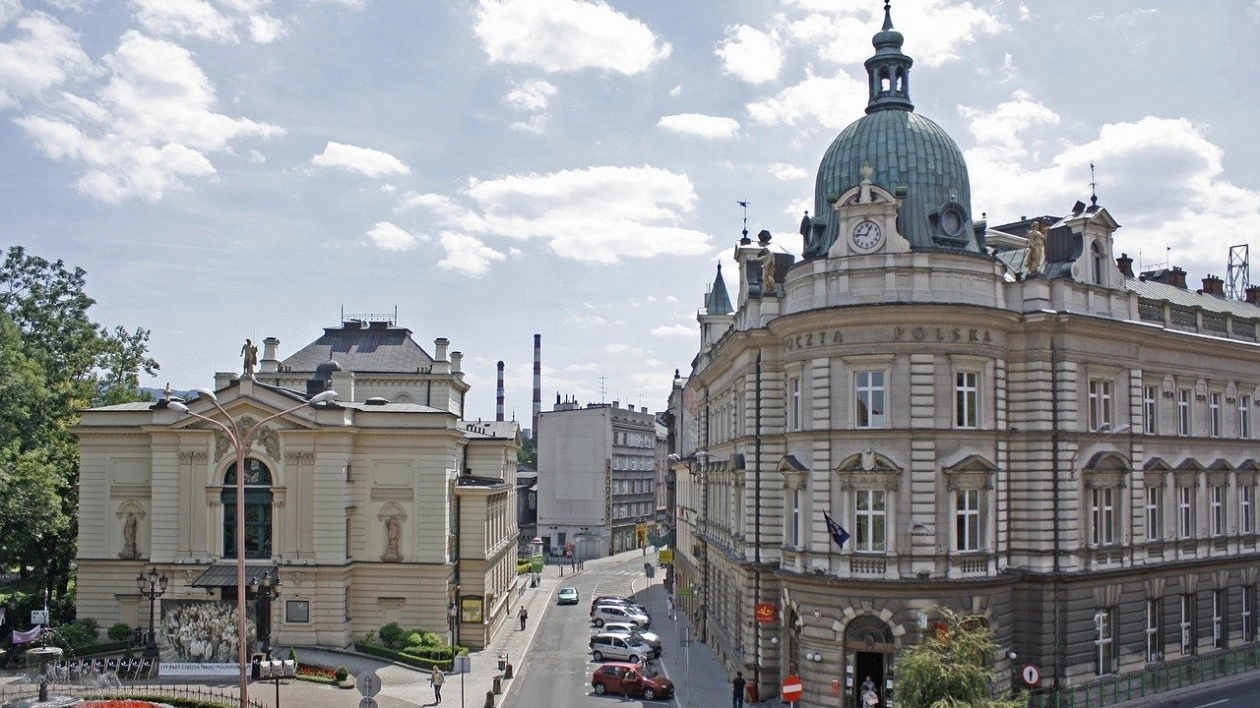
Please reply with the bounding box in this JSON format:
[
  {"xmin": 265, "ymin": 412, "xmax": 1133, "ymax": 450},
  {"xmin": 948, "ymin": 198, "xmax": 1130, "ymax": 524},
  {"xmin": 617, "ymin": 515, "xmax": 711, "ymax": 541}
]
[{"xmin": 249, "ymin": 653, "xmax": 265, "ymax": 680}]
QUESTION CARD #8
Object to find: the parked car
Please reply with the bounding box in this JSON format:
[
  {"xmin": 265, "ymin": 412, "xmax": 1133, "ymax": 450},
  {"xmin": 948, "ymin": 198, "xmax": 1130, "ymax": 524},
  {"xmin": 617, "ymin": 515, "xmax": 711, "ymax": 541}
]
[
  {"xmin": 590, "ymin": 595, "xmax": 647, "ymax": 614},
  {"xmin": 591, "ymin": 604, "xmax": 650, "ymax": 628},
  {"xmin": 598, "ymin": 622, "xmax": 662, "ymax": 655},
  {"xmin": 557, "ymin": 587, "xmax": 580, "ymax": 605},
  {"xmin": 589, "ymin": 633, "xmax": 654, "ymax": 663},
  {"xmin": 591, "ymin": 662, "xmax": 674, "ymax": 700}
]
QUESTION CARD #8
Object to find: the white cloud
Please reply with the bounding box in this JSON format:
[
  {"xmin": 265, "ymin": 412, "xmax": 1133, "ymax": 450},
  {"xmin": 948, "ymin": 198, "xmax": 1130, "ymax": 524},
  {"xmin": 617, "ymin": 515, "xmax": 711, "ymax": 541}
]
[
  {"xmin": 248, "ymin": 13, "xmax": 286, "ymax": 43},
  {"xmin": 14, "ymin": 30, "xmax": 282, "ymax": 202},
  {"xmin": 366, "ymin": 221, "xmax": 418, "ymax": 251},
  {"xmin": 668, "ymin": 84, "xmax": 681, "ymax": 97},
  {"xmin": 474, "ymin": 0, "xmax": 670, "ymax": 75},
  {"xmin": 249, "ymin": 149, "xmax": 265, "ymax": 163},
  {"xmin": 650, "ymin": 324, "xmax": 693, "ymax": 337},
  {"xmin": 657, "ymin": 113, "xmax": 740, "ymax": 139},
  {"xmin": 769, "ymin": 163, "xmax": 808, "ymax": 181},
  {"xmin": 0, "ymin": 11, "xmax": 95, "ymax": 109},
  {"xmin": 304, "ymin": 0, "xmax": 365, "ymax": 7},
  {"xmin": 130, "ymin": 0, "xmax": 238, "ymax": 43},
  {"xmin": 437, "ymin": 232, "xmax": 506, "ymax": 276},
  {"xmin": 311, "ymin": 141, "xmax": 410, "ymax": 178},
  {"xmin": 715, "ymin": 24, "xmax": 783, "ymax": 84},
  {"xmin": 503, "ymin": 79, "xmax": 556, "ymax": 112},
  {"xmin": 746, "ymin": 70, "xmax": 866, "ymax": 128}
]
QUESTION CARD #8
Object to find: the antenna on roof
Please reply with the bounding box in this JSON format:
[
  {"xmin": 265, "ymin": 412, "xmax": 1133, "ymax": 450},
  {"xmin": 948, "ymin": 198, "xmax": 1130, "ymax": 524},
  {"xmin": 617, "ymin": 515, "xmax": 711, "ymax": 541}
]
[
  {"xmin": 738, "ymin": 200, "xmax": 751, "ymax": 244},
  {"xmin": 1089, "ymin": 162, "xmax": 1099, "ymax": 207},
  {"xmin": 1227, "ymin": 244, "xmax": 1251, "ymax": 300}
]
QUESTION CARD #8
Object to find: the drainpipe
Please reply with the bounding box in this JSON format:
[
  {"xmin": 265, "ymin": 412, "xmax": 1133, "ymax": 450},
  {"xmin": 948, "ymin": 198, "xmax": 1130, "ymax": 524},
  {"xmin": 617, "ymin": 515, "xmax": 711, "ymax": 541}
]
[
  {"xmin": 754, "ymin": 350, "xmax": 763, "ymax": 695},
  {"xmin": 1051, "ymin": 339, "xmax": 1064, "ymax": 703}
]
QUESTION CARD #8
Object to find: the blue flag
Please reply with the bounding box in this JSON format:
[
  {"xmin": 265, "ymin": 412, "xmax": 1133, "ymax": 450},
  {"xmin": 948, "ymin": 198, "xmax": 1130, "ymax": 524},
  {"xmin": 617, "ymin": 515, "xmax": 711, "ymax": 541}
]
[{"xmin": 823, "ymin": 511, "xmax": 850, "ymax": 549}]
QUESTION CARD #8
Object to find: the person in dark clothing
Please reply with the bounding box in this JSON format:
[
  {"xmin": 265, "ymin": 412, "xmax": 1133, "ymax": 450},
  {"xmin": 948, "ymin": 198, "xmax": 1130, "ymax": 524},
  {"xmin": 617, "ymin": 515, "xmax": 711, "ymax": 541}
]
[
  {"xmin": 518, "ymin": 605, "xmax": 528, "ymax": 630},
  {"xmin": 732, "ymin": 671, "xmax": 747, "ymax": 708}
]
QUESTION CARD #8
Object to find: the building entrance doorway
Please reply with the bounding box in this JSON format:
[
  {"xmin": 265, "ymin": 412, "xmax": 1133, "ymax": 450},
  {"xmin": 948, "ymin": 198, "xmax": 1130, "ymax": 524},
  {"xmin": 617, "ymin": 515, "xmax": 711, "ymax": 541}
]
[
  {"xmin": 853, "ymin": 651, "xmax": 884, "ymax": 708},
  {"xmin": 845, "ymin": 613, "xmax": 894, "ymax": 708}
]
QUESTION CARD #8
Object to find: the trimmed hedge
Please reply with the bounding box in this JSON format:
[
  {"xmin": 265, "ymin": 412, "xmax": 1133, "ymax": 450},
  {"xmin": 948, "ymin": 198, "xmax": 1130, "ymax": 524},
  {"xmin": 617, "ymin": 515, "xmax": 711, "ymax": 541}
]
[{"xmin": 354, "ymin": 642, "xmax": 467, "ymax": 671}]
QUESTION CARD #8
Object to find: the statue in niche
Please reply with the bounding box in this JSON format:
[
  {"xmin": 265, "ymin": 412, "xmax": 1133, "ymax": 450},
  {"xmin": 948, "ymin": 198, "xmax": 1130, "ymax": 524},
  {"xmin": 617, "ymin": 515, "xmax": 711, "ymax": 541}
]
[
  {"xmin": 383, "ymin": 516, "xmax": 402, "ymax": 562},
  {"xmin": 1025, "ymin": 221, "xmax": 1046, "ymax": 275},
  {"xmin": 120, "ymin": 512, "xmax": 139, "ymax": 559}
]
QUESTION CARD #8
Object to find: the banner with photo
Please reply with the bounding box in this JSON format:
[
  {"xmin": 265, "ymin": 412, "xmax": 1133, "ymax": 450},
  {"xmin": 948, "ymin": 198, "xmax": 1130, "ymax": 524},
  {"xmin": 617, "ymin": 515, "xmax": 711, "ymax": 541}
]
[{"xmin": 159, "ymin": 599, "xmax": 256, "ymax": 666}]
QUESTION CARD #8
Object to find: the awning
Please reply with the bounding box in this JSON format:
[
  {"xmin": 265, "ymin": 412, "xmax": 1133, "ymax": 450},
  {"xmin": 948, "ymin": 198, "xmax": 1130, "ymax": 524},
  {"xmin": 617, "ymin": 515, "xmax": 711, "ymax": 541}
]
[{"xmin": 190, "ymin": 564, "xmax": 279, "ymax": 588}]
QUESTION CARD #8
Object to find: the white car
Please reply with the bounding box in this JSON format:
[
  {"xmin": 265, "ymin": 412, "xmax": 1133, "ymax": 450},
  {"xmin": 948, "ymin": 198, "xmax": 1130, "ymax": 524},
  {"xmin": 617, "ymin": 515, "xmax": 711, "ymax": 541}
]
[
  {"xmin": 598, "ymin": 622, "xmax": 662, "ymax": 655},
  {"xmin": 591, "ymin": 604, "xmax": 650, "ymax": 628}
]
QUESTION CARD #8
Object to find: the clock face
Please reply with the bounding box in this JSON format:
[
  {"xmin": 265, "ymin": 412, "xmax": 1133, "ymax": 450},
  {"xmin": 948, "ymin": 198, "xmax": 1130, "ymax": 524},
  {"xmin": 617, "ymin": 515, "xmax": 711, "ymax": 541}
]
[{"xmin": 852, "ymin": 220, "xmax": 883, "ymax": 251}]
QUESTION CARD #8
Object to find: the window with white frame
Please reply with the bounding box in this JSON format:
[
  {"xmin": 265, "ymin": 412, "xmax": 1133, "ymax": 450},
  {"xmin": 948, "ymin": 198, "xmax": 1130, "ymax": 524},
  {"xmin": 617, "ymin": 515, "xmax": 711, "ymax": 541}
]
[
  {"xmin": 1178, "ymin": 486, "xmax": 1195, "ymax": 539},
  {"xmin": 855, "ymin": 371, "xmax": 886, "ymax": 429},
  {"xmin": 1244, "ymin": 586, "xmax": 1255, "ymax": 642},
  {"xmin": 854, "ymin": 489, "xmax": 887, "ymax": 552},
  {"xmin": 1210, "ymin": 485, "xmax": 1224, "ymax": 536},
  {"xmin": 1144, "ymin": 385, "xmax": 1158, "ymax": 435},
  {"xmin": 955, "ymin": 371, "xmax": 978, "ymax": 429},
  {"xmin": 1181, "ymin": 594, "xmax": 1195, "ymax": 655},
  {"xmin": 1178, "ymin": 389, "xmax": 1191, "ymax": 435},
  {"xmin": 1242, "ymin": 485, "xmax": 1254, "ymax": 534},
  {"xmin": 1095, "ymin": 607, "xmax": 1116, "ymax": 675},
  {"xmin": 1089, "ymin": 379, "xmax": 1113, "ymax": 431},
  {"xmin": 1213, "ymin": 589, "xmax": 1226, "ymax": 649},
  {"xmin": 788, "ymin": 377, "xmax": 801, "ymax": 431},
  {"xmin": 1241, "ymin": 395, "xmax": 1252, "ymax": 439},
  {"xmin": 1146, "ymin": 599, "xmax": 1162, "ymax": 662},
  {"xmin": 954, "ymin": 489, "xmax": 980, "ymax": 552},
  {"xmin": 790, "ymin": 488, "xmax": 802, "ymax": 547},
  {"xmin": 1091, "ymin": 487, "xmax": 1118, "ymax": 546},
  {"xmin": 1210, "ymin": 392, "xmax": 1222, "ymax": 437},
  {"xmin": 1147, "ymin": 487, "xmax": 1164, "ymax": 541}
]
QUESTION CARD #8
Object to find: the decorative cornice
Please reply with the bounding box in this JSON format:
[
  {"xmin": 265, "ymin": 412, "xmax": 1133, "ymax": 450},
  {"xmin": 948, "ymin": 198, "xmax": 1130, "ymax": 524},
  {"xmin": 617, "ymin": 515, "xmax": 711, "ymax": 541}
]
[
  {"xmin": 370, "ymin": 487, "xmax": 415, "ymax": 502},
  {"xmin": 286, "ymin": 451, "xmax": 315, "ymax": 464},
  {"xmin": 180, "ymin": 451, "xmax": 208, "ymax": 463},
  {"xmin": 110, "ymin": 485, "xmax": 152, "ymax": 498}
]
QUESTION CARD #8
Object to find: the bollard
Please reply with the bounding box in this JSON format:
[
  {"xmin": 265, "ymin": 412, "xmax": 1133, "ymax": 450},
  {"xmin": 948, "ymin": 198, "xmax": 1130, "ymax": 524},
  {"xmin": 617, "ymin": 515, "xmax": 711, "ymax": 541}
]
[
  {"xmin": 484, "ymin": 690, "xmax": 496, "ymax": 708},
  {"xmin": 493, "ymin": 676, "xmax": 503, "ymax": 694},
  {"xmin": 504, "ymin": 662, "xmax": 514, "ymax": 679},
  {"xmin": 497, "ymin": 653, "xmax": 507, "ymax": 671}
]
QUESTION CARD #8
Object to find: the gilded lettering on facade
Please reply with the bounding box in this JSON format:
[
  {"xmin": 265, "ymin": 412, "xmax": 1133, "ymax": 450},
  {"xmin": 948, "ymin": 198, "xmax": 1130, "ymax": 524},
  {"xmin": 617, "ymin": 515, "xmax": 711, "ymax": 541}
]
[{"xmin": 783, "ymin": 327, "xmax": 992, "ymax": 350}]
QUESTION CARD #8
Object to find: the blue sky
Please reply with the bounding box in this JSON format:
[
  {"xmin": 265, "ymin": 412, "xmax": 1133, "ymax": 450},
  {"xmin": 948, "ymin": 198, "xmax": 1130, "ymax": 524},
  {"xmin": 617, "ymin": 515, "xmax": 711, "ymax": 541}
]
[{"xmin": 4, "ymin": 0, "xmax": 1260, "ymax": 422}]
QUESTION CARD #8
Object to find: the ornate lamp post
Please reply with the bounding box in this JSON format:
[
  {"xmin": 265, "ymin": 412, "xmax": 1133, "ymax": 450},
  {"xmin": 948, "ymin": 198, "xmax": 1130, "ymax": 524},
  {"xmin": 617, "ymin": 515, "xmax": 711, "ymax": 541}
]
[
  {"xmin": 169, "ymin": 387, "xmax": 338, "ymax": 707},
  {"xmin": 248, "ymin": 570, "xmax": 281, "ymax": 656},
  {"xmin": 135, "ymin": 567, "xmax": 168, "ymax": 658}
]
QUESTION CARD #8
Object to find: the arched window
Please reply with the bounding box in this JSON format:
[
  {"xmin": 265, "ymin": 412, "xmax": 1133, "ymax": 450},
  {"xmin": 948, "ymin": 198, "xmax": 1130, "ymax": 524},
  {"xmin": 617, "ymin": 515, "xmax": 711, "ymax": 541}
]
[{"xmin": 222, "ymin": 458, "xmax": 274, "ymax": 559}]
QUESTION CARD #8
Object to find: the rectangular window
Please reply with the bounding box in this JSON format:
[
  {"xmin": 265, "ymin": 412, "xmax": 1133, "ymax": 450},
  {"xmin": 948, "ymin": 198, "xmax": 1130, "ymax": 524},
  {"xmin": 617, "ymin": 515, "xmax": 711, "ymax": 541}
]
[
  {"xmin": 1146, "ymin": 599, "xmax": 1162, "ymax": 662},
  {"xmin": 1144, "ymin": 385, "xmax": 1158, "ymax": 435},
  {"xmin": 1213, "ymin": 589, "xmax": 1226, "ymax": 649},
  {"xmin": 1210, "ymin": 392, "xmax": 1222, "ymax": 437},
  {"xmin": 854, "ymin": 489, "xmax": 887, "ymax": 553},
  {"xmin": 1242, "ymin": 486, "xmax": 1254, "ymax": 534},
  {"xmin": 1181, "ymin": 594, "xmax": 1195, "ymax": 655},
  {"xmin": 1096, "ymin": 607, "xmax": 1116, "ymax": 675},
  {"xmin": 1147, "ymin": 487, "xmax": 1164, "ymax": 541},
  {"xmin": 1210, "ymin": 485, "xmax": 1224, "ymax": 537},
  {"xmin": 855, "ymin": 371, "xmax": 886, "ymax": 429},
  {"xmin": 286, "ymin": 599, "xmax": 310, "ymax": 623},
  {"xmin": 1241, "ymin": 395, "xmax": 1252, "ymax": 439},
  {"xmin": 1091, "ymin": 487, "xmax": 1117, "ymax": 546},
  {"xmin": 955, "ymin": 371, "xmax": 978, "ymax": 429},
  {"xmin": 789, "ymin": 377, "xmax": 801, "ymax": 431},
  {"xmin": 1089, "ymin": 380, "xmax": 1113, "ymax": 430},
  {"xmin": 1244, "ymin": 586, "xmax": 1255, "ymax": 643},
  {"xmin": 790, "ymin": 489, "xmax": 802, "ymax": 547},
  {"xmin": 1178, "ymin": 389, "xmax": 1191, "ymax": 435},
  {"xmin": 1178, "ymin": 486, "xmax": 1195, "ymax": 539},
  {"xmin": 955, "ymin": 489, "xmax": 980, "ymax": 552}
]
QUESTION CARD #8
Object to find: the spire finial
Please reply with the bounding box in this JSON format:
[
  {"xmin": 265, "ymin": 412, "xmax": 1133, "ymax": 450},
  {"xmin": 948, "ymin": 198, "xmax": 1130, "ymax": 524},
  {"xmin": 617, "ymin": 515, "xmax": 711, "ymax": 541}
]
[
  {"xmin": 1089, "ymin": 162, "xmax": 1099, "ymax": 207},
  {"xmin": 883, "ymin": 0, "xmax": 893, "ymax": 31},
  {"xmin": 738, "ymin": 200, "xmax": 752, "ymax": 244}
]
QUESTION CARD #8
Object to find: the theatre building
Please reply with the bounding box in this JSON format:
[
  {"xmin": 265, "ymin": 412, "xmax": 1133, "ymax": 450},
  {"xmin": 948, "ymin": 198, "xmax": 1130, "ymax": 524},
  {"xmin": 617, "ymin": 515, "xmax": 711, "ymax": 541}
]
[
  {"xmin": 668, "ymin": 6, "xmax": 1260, "ymax": 707},
  {"xmin": 74, "ymin": 319, "xmax": 520, "ymax": 656}
]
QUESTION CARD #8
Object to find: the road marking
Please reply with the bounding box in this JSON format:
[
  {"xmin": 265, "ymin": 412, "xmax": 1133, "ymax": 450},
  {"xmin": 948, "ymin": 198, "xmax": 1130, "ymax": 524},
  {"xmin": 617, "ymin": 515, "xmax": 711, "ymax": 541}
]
[{"xmin": 1191, "ymin": 701, "xmax": 1228, "ymax": 708}]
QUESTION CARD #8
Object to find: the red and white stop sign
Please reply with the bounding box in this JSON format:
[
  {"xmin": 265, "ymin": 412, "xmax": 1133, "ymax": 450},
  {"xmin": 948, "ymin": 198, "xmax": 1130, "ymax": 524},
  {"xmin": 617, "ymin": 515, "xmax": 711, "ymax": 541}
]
[{"xmin": 782, "ymin": 674, "xmax": 803, "ymax": 702}]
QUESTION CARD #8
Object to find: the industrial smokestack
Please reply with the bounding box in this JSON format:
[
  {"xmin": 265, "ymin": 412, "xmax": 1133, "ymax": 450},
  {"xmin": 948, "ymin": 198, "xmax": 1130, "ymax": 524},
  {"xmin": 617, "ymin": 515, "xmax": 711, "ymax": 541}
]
[
  {"xmin": 496, "ymin": 360, "xmax": 505, "ymax": 422},
  {"xmin": 532, "ymin": 334, "xmax": 541, "ymax": 440}
]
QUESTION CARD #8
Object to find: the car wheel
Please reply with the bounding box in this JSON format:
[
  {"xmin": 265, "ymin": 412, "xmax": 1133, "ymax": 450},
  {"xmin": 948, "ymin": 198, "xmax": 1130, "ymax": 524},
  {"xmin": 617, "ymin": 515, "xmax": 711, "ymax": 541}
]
[
  {"xmin": 594, "ymin": 683, "xmax": 606, "ymax": 695},
  {"xmin": 592, "ymin": 650, "xmax": 604, "ymax": 661},
  {"xmin": 629, "ymin": 655, "xmax": 641, "ymax": 664},
  {"xmin": 593, "ymin": 618, "xmax": 604, "ymax": 627},
  {"xmin": 643, "ymin": 688, "xmax": 656, "ymax": 700}
]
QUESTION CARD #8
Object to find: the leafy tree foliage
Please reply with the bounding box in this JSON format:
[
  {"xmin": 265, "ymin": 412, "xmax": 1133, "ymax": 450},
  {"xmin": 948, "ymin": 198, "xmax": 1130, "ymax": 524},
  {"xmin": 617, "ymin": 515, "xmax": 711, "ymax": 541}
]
[
  {"xmin": 896, "ymin": 607, "xmax": 1029, "ymax": 708},
  {"xmin": 517, "ymin": 435, "xmax": 537, "ymax": 466},
  {"xmin": 0, "ymin": 246, "xmax": 159, "ymax": 616}
]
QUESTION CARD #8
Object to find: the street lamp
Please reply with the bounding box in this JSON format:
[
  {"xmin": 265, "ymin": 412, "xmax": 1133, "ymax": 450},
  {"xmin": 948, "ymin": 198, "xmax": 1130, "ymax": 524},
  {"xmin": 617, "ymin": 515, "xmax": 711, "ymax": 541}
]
[
  {"xmin": 248, "ymin": 570, "xmax": 281, "ymax": 656},
  {"xmin": 168, "ymin": 387, "xmax": 338, "ymax": 708},
  {"xmin": 448, "ymin": 585, "xmax": 460, "ymax": 660},
  {"xmin": 135, "ymin": 567, "xmax": 168, "ymax": 657}
]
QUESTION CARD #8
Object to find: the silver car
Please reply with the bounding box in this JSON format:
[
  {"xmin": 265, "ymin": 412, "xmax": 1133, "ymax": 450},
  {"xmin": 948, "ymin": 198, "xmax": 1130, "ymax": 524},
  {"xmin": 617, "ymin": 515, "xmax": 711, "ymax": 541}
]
[
  {"xmin": 598, "ymin": 622, "xmax": 662, "ymax": 656},
  {"xmin": 589, "ymin": 632, "xmax": 654, "ymax": 663},
  {"xmin": 591, "ymin": 604, "xmax": 650, "ymax": 628}
]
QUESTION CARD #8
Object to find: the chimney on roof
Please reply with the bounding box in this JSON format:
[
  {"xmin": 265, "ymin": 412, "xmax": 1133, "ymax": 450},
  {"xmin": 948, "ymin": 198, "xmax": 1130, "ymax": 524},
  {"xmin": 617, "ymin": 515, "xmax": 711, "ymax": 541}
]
[
  {"xmin": 1246, "ymin": 286, "xmax": 1260, "ymax": 305},
  {"xmin": 1116, "ymin": 253, "xmax": 1134, "ymax": 278},
  {"xmin": 1202, "ymin": 274, "xmax": 1225, "ymax": 297},
  {"xmin": 1142, "ymin": 267, "xmax": 1188, "ymax": 289},
  {"xmin": 496, "ymin": 361, "xmax": 505, "ymax": 422},
  {"xmin": 260, "ymin": 337, "xmax": 280, "ymax": 374},
  {"xmin": 450, "ymin": 351, "xmax": 462, "ymax": 375}
]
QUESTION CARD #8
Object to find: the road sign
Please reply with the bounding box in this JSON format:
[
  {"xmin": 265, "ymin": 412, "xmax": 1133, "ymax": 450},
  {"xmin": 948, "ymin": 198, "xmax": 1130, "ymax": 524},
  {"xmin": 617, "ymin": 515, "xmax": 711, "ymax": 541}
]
[
  {"xmin": 358, "ymin": 698, "xmax": 377, "ymax": 708},
  {"xmin": 357, "ymin": 673, "xmax": 381, "ymax": 697},
  {"xmin": 782, "ymin": 674, "xmax": 803, "ymax": 702},
  {"xmin": 1021, "ymin": 664, "xmax": 1041, "ymax": 686}
]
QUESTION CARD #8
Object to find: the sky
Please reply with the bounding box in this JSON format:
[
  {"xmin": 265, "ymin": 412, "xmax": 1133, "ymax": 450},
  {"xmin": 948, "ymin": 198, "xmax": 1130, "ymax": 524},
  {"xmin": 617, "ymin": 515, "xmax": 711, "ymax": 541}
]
[{"xmin": 5, "ymin": 0, "xmax": 1260, "ymax": 424}]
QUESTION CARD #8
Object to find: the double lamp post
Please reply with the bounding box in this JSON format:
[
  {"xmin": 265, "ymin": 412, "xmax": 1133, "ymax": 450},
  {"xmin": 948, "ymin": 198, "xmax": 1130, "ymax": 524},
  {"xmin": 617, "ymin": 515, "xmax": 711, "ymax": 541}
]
[
  {"xmin": 135, "ymin": 567, "xmax": 168, "ymax": 658},
  {"xmin": 169, "ymin": 387, "xmax": 337, "ymax": 708}
]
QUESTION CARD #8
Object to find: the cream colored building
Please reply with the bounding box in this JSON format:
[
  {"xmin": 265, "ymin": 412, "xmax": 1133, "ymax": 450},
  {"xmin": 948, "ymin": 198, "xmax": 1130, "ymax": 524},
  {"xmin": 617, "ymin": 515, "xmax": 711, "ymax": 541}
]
[
  {"xmin": 668, "ymin": 6, "xmax": 1260, "ymax": 708},
  {"xmin": 75, "ymin": 320, "xmax": 520, "ymax": 652}
]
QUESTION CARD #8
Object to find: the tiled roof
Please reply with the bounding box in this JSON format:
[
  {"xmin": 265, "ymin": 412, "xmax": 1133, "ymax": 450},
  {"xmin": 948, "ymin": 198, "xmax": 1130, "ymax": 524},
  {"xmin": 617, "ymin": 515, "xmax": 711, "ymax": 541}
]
[{"xmin": 280, "ymin": 323, "xmax": 434, "ymax": 374}]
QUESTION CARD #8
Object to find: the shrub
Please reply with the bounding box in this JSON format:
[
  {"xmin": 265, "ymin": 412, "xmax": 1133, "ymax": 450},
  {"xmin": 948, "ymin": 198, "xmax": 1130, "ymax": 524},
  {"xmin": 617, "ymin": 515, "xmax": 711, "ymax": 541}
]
[
  {"xmin": 334, "ymin": 666, "xmax": 349, "ymax": 682},
  {"xmin": 53, "ymin": 620, "xmax": 98, "ymax": 648},
  {"xmin": 517, "ymin": 562, "xmax": 530, "ymax": 574},
  {"xmin": 361, "ymin": 629, "xmax": 379, "ymax": 646},
  {"xmin": 288, "ymin": 647, "xmax": 298, "ymax": 663},
  {"xmin": 379, "ymin": 622, "xmax": 405, "ymax": 648},
  {"xmin": 108, "ymin": 622, "xmax": 135, "ymax": 642}
]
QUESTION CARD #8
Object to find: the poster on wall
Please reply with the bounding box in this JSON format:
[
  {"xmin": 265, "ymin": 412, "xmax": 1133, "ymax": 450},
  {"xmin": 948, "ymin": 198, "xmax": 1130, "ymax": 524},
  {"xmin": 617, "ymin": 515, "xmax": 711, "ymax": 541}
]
[
  {"xmin": 157, "ymin": 599, "xmax": 257, "ymax": 677},
  {"xmin": 460, "ymin": 595, "xmax": 484, "ymax": 624}
]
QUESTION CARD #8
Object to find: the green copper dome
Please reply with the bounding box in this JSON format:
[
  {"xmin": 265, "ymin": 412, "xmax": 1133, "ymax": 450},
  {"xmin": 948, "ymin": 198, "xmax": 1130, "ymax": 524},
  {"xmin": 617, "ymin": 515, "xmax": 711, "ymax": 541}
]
[{"xmin": 804, "ymin": 1, "xmax": 978, "ymax": 258}]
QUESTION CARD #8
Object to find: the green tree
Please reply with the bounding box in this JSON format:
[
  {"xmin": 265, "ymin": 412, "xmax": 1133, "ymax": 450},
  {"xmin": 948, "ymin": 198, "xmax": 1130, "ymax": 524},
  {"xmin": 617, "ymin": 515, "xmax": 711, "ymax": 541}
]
[
  {"xmin": 0, "ymin": 246, "xmax": 159, "ymax": 613},
  {"xmin": 895, "ymin": 607, "xmax": 1028, "ymax": 708},
  {"xmin": 517, "ymin": 435, "xmax": 537, "ymax": 466}
]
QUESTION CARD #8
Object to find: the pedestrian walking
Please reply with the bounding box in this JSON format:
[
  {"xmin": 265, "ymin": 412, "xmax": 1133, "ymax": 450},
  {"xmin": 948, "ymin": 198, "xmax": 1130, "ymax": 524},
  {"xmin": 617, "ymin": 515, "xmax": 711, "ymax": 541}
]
[
  {"xmin": 667, "ymin": 596, "xmax": 675, "ymax": 620},
  {"xmin": 518, "ymin": 605, "xmax": 529, "ymax": 630},
  {"xmin": 430, "ymin": 666, "xmax": 445, "ymax": 704},
  {"xmin": 732, "ymin": 671, "xmax": 747, "ymax": 708}
]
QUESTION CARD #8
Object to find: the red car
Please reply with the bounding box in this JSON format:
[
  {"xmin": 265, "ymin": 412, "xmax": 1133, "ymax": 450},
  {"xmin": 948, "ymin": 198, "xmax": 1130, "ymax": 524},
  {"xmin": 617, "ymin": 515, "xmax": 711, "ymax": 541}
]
[{"xmin": 591, "ymin": 662, "xmax": 674, "ymax": 700}]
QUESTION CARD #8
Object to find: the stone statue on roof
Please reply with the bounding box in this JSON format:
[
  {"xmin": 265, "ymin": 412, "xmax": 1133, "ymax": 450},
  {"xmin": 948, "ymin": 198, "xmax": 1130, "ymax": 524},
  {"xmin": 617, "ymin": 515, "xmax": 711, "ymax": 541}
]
[
  {"xmin": 1026, "ymin": 221, "xmax": 1046, "ymax": 276},
  {"xmin": 240, "ymin": 338, "xmax": 258, "ymax": 377},
  {"xmin": 757, "ymin": 248, "xmax": 777, "ymax": 296}
]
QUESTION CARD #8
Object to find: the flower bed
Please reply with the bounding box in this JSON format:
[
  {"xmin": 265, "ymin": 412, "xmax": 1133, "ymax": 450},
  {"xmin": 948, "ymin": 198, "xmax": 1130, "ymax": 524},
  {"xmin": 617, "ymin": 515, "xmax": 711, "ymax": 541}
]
[
  {"xmin": 295, "ymin": 663, "xmax": 341, "ymax": 685},
  {"xmin": 82, "ymin": 701, "xmax": 170, "ymax": 708}
]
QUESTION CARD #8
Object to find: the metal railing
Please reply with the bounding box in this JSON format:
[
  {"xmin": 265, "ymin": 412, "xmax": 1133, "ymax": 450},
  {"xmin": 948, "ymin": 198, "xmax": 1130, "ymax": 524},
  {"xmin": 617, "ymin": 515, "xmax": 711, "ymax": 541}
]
[
  {"xmin": 0, "ymin": 677, "xmax": 267, "ymax": 708},
  {"xmin": 1029, "ymin": 645, "xmax": 1260, "ymax": 708}
]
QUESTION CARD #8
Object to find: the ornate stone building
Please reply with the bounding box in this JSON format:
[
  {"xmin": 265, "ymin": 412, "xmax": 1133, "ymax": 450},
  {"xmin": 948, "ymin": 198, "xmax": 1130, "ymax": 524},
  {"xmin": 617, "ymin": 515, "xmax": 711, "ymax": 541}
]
[
  {"xmin": 75, "ymin": 319, "xmax": 520, "ymax": 655},
  {"xmin": 668, "ymin": 6, "xmax": 1260, "ymax": 707}
]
